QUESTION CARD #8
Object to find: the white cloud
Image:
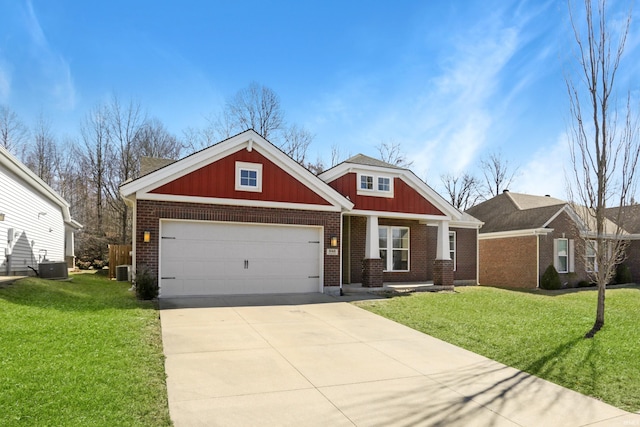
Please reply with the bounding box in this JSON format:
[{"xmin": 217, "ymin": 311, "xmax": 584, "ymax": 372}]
[
  {"xmin": 513, "ymin": 132, "xmax": 571, "ymax": 198},
  {"xmin": 22, "ymin": 0, "xmax": 77, "ymax": 110}
]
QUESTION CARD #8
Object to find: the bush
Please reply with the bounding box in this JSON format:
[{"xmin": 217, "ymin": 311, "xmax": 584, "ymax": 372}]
[
  {"xmin": 135, "ymin": 268, "xmax": 158, "ymax": 300},
  {"xmin": 615, "ymin": 263, "xmax": 633, "ymax": 285},
  {"xmin": 540, "ymin": 265, "xmax": 562, "ymax": 290}
]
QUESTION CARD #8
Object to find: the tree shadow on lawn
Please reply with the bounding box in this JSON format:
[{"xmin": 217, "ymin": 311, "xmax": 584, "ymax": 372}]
[
  {"xmin": 0, "ymin": 276, "xmax": 157, "ymax": 313},
  {"xmin": 338, "ymin": 337, "xmax": 627, "ymax": 426}
]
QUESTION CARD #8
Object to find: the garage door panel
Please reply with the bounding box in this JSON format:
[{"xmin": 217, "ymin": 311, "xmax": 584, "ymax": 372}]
[{"xmin": 160, "ymin": 221, "xmax": 322, "ymax": 297}]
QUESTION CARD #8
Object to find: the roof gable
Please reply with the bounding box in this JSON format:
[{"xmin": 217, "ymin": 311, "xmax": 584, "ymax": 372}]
[
  {"xmin": 0, "ymin": 145, "xmax": 79, "ymax": 227},
  {"xmin": 120, "ymin": 130, "xmax": 353, "ymax": 212},
  {"xmin": 319, "ymin": 154, "xmax": 465, "ymax": 220}
]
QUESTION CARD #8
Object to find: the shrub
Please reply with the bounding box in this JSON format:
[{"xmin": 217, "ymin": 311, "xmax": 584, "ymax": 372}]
[
  {"xmin": 540, "ymin": 265, "xmax": 562, "ymax": 290},
  {"xmin": 135, "ymin": 268, "xmax": 158, "ymax": 300},
  {"xmin": 615, "ymin": 263, "xmax": 633, "ymax": 285}
]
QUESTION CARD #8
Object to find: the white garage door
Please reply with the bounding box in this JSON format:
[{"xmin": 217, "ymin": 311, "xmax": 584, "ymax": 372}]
[{"xmin": 159, "ymin": 220, "xmax": 322, "ymax": 297}]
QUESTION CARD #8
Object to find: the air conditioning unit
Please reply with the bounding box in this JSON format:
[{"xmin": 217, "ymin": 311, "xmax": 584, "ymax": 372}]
[
  {"xmin": 39, "ymin": 261, "xmax": 69, "ymax": 280},
  {"xmin": 116, "ymin": 265, "xmax": 132, "ymax": 282}
]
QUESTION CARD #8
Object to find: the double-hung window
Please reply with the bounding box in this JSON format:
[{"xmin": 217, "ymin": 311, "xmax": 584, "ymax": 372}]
[
  {"xmin": 555, "ymin": 238, "xmax": 569, "ymax": 273},
  {"xmin": 585, "ymin": 240, "xmax": 597, "ymax": 272},
  {"xmin": 378, "ymin": 226, "xmax": 409, "ymax": 271}
]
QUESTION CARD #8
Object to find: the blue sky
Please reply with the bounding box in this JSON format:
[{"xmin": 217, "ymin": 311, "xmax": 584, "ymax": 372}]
[{"xmin": 1, "ymin": 0, "xmax": 638, "ymax": 199}]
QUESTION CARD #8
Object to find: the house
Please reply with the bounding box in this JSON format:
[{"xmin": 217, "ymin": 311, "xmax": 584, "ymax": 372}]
[
  {"xmin": 0, "ymin": 145, "xmax": 82, "ymax": 276},
  {"xmin": 465, "ymin": 190, "xmax": 632, "ymax": 288},
  {"xmin": 606, "ymin": 204, "xmax": 640, "ymax": 283},
  {"xmin": 119, "ymin": 130, "xmax": 481, "ymax": 298}
]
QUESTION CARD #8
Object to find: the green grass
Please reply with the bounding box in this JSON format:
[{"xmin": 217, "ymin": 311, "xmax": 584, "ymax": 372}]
[
  {"xmin": 0, "ymin": 273, "xmax": 172, "ymax": 426},
  {"xmin": 356, "ymin": 285, "xmax": 640, "ymax": 412}
]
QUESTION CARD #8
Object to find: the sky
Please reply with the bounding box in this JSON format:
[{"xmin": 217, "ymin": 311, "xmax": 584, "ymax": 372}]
[{"xmin": 1, "ymin": 0, "xmax": 638, "ymax": 200}]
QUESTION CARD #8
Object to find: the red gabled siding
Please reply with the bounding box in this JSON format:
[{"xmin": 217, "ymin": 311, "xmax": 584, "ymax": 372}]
[
  {"xmin": 150, "ymin": 148, "xmax": 331, "ymax": 205},
  {"xmin": 328, "ymin": 173, "xmax": 444, "ymax": 215}
]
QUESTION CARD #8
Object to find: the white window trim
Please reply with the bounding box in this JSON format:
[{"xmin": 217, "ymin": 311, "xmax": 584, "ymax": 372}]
[
  {"xmin": 235, "ymin": 161, "xmax": 263, "ymax": 192},
  {"xmin": 379, "ymin": 226, "xmax": 410, "ymax": 272},
  {"xmin": 357, "ymin": 173, "xmax": 394, "ymax": 198},
  {"xmin": 449, "ymin": 231, "xmax": 457, "ymax": 272}
]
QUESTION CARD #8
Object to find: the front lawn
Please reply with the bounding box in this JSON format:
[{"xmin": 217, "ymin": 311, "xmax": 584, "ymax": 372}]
[
  {"xmin": 0, "ymin": 273, "xmax": 171, "ymax": 426},
  {"xmin": 356, "ymin": 285, "xmax": 640, "ymax": 412}
]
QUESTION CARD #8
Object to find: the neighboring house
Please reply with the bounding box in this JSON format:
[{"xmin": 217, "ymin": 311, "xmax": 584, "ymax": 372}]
[
  {"xmin": 0, "ymin": 145, "xmax": 82, "ymax": 276},
  {"xmin": 120, "ymin": 129, "xmax": 482, "ymax": 298},
  {"xmin": 466, "ymin": 190, "xmax": 635, "ymax": 288},
  {"xmin": 606, "ymin": 204, "xmax": 640, "ymax": 283}
]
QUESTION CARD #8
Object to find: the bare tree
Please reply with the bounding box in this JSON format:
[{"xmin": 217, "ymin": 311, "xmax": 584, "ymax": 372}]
[
  {"xmin": 25, "ymin": 113, "xmax": 57, "ymax": 186},
  {"xmin": 566, "ymin": 0, "xmax": 638, "ymax": 338},
  {"xmin": 79, "ymin": 104, "xmax": 110, "ymax": 237},
  {"xmin": 0, "ymin": 105, "xmax": 29, "ymax": 156},
  {"xmin": 480, "ymin": 150, "xmax": 518, "ymax": 198},
  {"xmin": 441, "ymin": 173, "xmax": 481, "ymax": 210},
  {"xmin": 280, "ymin": 124, "xmax": 313, "ymax": 165},
  {"xmin": 137, "ymin": 118, "xmax": 182, "ymax": 161},
  {"xmin": 376, "ymin": 140, "xmax": 414, "ymax": 168},
  {"xmin": 226, "ymin": 81, "xmax": 284, "ymax": 139}
]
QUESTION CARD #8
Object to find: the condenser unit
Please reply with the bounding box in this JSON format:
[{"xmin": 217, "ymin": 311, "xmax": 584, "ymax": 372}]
[{"xmin": 39, "ymin": 261, "xmax": 69, "ymax": 280}]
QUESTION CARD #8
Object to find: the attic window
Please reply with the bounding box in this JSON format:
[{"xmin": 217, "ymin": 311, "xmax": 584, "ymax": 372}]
[
  {"xmin": 378, "ymin": 177, "xmax": 390, "ymax": 192},
  {"xmin": 235, "ymin": 161, "xmax": 263, "ymax": 192},
  {"xmin": 360, "ymin": 174, "xmax": 374, "ymax": 190}
]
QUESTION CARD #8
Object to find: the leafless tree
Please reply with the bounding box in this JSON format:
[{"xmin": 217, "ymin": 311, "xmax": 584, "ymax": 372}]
[
  {"xmin": 79, "ymin": 104, "xmax": 110, "ymax": 237},
  {"xmin": 480, "ymin": 150, "xmax": 518, "ymax": 198},
  {"xmin": 25, "ymin": 113, "xmax": 57, "ymax": 186},
  {"xmin": 376, "ymin": 140, "xmax": 414, "ymax": 168},
  {"xmin": 566, "ymin": 0, "xmax": 638, "ymax": 338},
  {"xmin": 226, "ymin": 81, "xmax": 284, "ymax": 139},
  {"xmin": 280, "ymin": 124, "xmax": 313, "ymax": 165},
  {"xmin": 330, "ymin": 143, "xmax": 346, "ymax": 167},
  {"xmin": 137, "ymin": 118, "xmax": 182, "ymax": 161},
  {"xmin": 441, "ymin": 173, "xmax": 481, "ymax": 211},
  {"xmin": 0, "ymin": 105, "xmax": 29, "ymax": 156}
]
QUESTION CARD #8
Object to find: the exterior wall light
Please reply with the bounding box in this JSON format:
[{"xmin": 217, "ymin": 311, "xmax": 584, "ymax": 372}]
[
  {"xmin": 0, "ymin": 213, "xmax": 4, "ymax": 221},
  {"xmin": 143, "ymin": 230, "xmax": 151, "ymax": 243},
  {"xmin": 330, "ymin": 236, "xmax": 338, "ymax": 247}
]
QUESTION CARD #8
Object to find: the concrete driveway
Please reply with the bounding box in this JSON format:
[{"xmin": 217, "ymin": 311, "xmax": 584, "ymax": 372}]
[{"xmin": 160, "ymin": 294, "xmax": 639, "ymax": 427}]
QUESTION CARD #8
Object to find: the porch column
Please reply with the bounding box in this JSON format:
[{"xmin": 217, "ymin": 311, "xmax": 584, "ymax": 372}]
[
  {"xmin": 362, "ymin": 215, "xmax": 383, "ymax": 287},
  {"xmin": 434, "ymin": 220, "xmax": 454, "ymax": 288}
]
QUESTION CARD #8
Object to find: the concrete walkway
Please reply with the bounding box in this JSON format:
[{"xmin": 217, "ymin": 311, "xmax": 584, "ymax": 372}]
[{"xmin": 160, "ymin": 294, "xmax": 639, "ymax": 427}]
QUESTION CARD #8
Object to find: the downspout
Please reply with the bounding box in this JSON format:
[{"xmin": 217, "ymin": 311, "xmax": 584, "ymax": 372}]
[
  {"xmin": 476, "ymin": 228, "xmax": 480, "ymax": 286},
  {"xmin": 339, "ymin": 211, "xmax": 344, "ymax": 296},
  {"xmin": 536, "ymin": 234, "xmax": 540, "ymax": 288}
]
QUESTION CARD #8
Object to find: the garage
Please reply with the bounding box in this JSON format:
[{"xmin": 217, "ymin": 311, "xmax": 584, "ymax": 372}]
[{"xmin": 159, "ymin": 220, "xmax": 322, "ymax": 297}]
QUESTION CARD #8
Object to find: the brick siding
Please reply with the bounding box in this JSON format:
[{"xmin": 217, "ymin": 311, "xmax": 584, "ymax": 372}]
[
  {"xmin": 479, "ymin": 235, "xmax": 538, "ymax": 288},
  {"xmin": 135, "ymin": 199, "xmax": 341, "ymax": 288}
]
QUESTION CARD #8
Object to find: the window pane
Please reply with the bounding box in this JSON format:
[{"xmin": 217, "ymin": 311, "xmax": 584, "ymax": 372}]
[
  {"xmin": 240, "ymin": 169, "xmax": 257, "ymax": 186},
  {"xmin": 392, "ymin": 228, "xmax": 408, "ymax": 248},
  {"xmin": 392, "ymin": 250, "xmax": 408, "ymax": 270},
  {"xmin": 558, "ymin": 256, "xmax": 568, "ymax": 272},
  {"xmin": 380, "ymin": 249, "xmax": 387, "ymax": 267},
  {"xmin": 378, "ymin": 177, "xmax": 390, "ymax": 191},
  {"xmin": 378, "ymin": 227, "xmax": 387, "ymax": 249},
  {"xmin": 557, "ymin": 239, "xmax": 568, "ymax": 256},
  {"xmin": 360, "ymin": 175, "xmax": 373, "ymax": 190}
]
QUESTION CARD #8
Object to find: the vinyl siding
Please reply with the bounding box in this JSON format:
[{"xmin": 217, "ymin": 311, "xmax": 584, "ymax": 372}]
[{"xmin": 0, "ymin": 164, "xmax": 65, "ymax": 275}]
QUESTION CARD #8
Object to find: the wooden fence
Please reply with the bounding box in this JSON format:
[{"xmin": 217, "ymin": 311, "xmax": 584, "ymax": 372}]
[{"xmin": 108, "ymin": 245, "xmax": 132, "ymax": 279}]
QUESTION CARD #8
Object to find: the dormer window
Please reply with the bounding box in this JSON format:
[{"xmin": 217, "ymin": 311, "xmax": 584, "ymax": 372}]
[
  {"xmin": 235, "ymin": 161, "xmax": 263, "ymax": 192},
  {"xmin": 360, "ymin": 174, "xmax": 374, "ymax": 190},
  {"xmin": 378, "ymin": 177, "xmax": 390, "ymax": 192},
  {"xmin": 357, "ymin": 172, "xmax": 394, "ymax": 198}
]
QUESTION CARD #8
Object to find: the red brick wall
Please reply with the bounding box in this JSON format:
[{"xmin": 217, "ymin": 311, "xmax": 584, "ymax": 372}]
[
  {"xmin": 479, "ymin": 235, "xmax": 538, "ymax": 288},
  {"xmin": 135, "ymin": 199, "xmax": 341, "ymax": 288},
  {"xmin": 344, "ymin": 217, "xmax": 477, "ymax": 284},
  {"xmin": 426, "ymin": 226, "xmax": 478, "ymax": 283}
]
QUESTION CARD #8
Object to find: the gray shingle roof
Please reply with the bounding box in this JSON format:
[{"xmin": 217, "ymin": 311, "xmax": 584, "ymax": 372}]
[
  {"xmin": 466, "ymin": 191, "xmax": 566, "ymax": 233},
  {"xmin": 343, "ymin": 154, "xmax": 406, "ymax": 170},
  {"xmin": 605, "ymin": 205, "xmax": 640, "ymax": 234}
]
